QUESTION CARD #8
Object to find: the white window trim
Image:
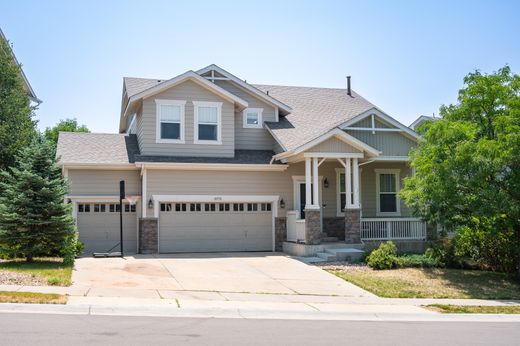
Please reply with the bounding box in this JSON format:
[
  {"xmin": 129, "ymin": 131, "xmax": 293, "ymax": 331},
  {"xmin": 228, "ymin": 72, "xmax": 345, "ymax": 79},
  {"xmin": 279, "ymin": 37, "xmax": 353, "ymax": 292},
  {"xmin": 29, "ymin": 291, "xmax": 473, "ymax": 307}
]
[
  {"xmin": 335, "ymin": 168, "xmax": 361, "ymax": 217},
  {"xmin": 155, "ymin": 99, "xmax": 186, "ymax": 144},
  {"xmin": 375, "ymin": 168, "xmax": 401, "ymax": 216},
  {"xmin": 127, "ymin": 113, "xmax": 137, "ymax": 134},
  {"xmin": 242, "ymin": 108, "xmax": 263, "ymax": 129},
  {"xmin": 193, "ymin": 101, "xmax": 223, "ymax": 145}
]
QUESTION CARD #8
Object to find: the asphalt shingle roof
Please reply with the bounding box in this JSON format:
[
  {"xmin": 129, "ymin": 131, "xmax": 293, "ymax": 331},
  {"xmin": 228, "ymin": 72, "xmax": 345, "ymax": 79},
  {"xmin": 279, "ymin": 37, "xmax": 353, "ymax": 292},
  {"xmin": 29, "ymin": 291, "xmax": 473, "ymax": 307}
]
[
  {"xmin": 124, "ymin": 77, "xmax": 164, "ymax": 98},
  {"xmin": 56, "ymin": 132, "xmax": 139, "ymax": 165},
  {"xmin": 253, "ymin": 85, "xmax": 376, "ymax": 151},
  {"xmin": 135, "ymin": 150, "xmax": 280, "ymax": 164}
]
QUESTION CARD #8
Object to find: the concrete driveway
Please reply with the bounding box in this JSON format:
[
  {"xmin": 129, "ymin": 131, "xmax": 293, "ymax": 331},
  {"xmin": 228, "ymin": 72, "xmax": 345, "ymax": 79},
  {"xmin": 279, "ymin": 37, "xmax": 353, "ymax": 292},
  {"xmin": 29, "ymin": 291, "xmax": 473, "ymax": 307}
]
[{"xmin": 72, "ymin": 253, "xmax": 369, "ymax": 297}]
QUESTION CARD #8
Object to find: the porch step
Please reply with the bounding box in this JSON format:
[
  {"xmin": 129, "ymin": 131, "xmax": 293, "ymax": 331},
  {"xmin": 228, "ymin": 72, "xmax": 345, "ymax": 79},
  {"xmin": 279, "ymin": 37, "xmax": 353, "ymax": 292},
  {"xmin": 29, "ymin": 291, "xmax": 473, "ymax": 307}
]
[
  {"xmin": 296, "ymin": 256, "xmax": 328, "ymax": 264},
  {"xmin": 321, "ymin": 236, "xmax": 339, "ymax": 243},
  {"xmin": 325, "ymin": 247, "xmax": 365, "ymax": 262},
  {"xmin": 316, "ymin": 252, "xmax": 337, "ymax": 261}
]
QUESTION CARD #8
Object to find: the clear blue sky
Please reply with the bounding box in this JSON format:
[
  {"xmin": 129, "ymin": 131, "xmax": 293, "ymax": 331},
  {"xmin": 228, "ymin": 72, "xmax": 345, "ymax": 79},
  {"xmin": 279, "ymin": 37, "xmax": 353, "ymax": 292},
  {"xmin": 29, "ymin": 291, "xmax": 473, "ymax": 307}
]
[{"xmin": 2, "ymin": 0, "xmax": 519, "ymax": 133}]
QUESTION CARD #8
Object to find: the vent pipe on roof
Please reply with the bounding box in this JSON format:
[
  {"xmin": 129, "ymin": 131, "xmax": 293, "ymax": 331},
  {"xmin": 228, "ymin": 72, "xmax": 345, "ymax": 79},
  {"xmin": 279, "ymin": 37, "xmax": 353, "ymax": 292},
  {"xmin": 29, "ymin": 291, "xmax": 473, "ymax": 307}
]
[{"xmin": 346, "ymin": 76, "xmax": 352, "ymax": 96}]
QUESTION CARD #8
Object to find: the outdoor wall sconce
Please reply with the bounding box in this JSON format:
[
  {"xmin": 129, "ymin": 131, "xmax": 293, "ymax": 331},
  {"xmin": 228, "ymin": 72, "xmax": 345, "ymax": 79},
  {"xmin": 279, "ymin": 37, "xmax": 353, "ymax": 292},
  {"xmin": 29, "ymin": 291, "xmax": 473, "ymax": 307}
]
[
  {"xmin": 279, "ymin": 198, "xmax": 286, "ymax": 209},
  {"xmin": 148, "ymin": 198, "xmax": 154, "ymax": 209},
  {"xmin": 323, "ymin": 178, "xmax": 329, "ymax": 188}
]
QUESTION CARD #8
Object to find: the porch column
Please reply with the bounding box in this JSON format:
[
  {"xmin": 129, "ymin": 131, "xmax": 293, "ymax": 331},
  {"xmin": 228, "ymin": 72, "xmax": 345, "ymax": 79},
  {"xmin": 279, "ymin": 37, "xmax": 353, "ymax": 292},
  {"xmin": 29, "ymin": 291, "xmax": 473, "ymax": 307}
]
[
  {"xmin": 305, "ymin": 157, "xmax": 312, "ymax": 209},
  {"xmin": 345, "ymin": 157, "xmax": 361, "ymax": 244},
  {"xmin": 141, "ymin": 168, "xmax": 147, "ymax": 217},
  {"xmin": 345, "ymin": 158, "xmax": 352, "ymax": 210},
  {"xmin": 352, "ymin": 158, "xmax": 360, "ymax": 208},
  {"xmin": 312, "ymin": 157, "xmax": 319, "ymax": 207}
]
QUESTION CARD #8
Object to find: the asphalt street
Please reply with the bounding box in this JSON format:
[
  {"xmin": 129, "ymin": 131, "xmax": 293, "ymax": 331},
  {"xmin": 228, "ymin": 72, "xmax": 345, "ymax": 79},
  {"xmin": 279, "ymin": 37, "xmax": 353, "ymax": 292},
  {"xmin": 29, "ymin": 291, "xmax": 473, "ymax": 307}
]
[{"xmin": 1, "ymin": 312, "xmax": 519, "ymax": 346}]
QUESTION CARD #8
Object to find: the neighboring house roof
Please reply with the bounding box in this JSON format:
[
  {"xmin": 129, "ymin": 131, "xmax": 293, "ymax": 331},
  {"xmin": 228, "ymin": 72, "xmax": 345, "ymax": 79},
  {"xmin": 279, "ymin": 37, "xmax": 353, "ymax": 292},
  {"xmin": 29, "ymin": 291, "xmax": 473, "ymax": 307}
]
[
  {"xmin": 56, "ymin": 132, "xmax": 139, "ymax": 165},
  {"xmin": 409, "ymin": 115, "xmax": 436, "ymax": 130},
  {"xmin": 256, "ymin": 84, "xmax": 376, "ymax": 151},
  {"xmin": 135, "ymin": 150, "xmax": 280, "ymax": 165},
  {"xmin": 0, "ymin": 28, "xmax": 41, "ymax": 104}
]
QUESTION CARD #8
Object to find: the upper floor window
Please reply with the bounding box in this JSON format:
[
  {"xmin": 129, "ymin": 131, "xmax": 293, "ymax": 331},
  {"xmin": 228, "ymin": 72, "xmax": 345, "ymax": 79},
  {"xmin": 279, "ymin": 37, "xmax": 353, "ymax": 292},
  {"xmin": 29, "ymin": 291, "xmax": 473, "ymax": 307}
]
[
  {"xmin": 375, "ymin": 169, "xmax": 401, "ymax": 216},
  {"xmin": 193, "ymin": 101, "xmax": 222, "ymax": 144},
  {"xmin": 155, "ymin": 99, "xmax": 186, "ymax": 143},
  {"xmin": 243, "ymin": 108, "xmax": 263, "ymax": 129}
]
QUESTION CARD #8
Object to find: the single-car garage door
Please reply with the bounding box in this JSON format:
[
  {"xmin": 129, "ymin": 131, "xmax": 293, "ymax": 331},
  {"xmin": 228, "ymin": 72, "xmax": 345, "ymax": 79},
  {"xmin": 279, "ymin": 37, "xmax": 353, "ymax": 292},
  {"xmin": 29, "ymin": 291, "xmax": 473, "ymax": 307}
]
[
  {"xmin": 76, "ymin": 202, "xmax": 138, "ymax": 255},
  {"xmin": 159, "ymin": 202, "xmax": 273, "ymax": 253}
]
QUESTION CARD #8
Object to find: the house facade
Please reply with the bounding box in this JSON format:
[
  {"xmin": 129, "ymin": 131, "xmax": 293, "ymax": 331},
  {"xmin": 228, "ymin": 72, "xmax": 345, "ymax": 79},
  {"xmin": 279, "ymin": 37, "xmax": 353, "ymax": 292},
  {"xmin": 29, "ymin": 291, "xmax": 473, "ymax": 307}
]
[{"xmin": 56, "ymin": 65, "xmax": 426, "ymax": 256}]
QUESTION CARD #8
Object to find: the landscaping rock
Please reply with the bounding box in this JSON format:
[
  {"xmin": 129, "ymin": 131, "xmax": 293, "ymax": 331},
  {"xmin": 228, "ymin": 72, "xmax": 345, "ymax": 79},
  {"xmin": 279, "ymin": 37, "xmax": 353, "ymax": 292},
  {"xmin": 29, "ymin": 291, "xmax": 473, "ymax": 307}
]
[
  {"xmin": 314, "ymin": 261, "xmax": 368, "ymax": 272},
  {"xmin": 0, "ymin": 271, "xmax": 48, "ymax": 286}
]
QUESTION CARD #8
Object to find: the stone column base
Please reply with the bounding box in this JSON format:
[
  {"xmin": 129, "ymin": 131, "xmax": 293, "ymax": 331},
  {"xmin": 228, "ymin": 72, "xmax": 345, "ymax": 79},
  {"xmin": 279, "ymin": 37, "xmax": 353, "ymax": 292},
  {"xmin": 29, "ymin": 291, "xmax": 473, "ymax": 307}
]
[
  {"xmin": 305, "ymin": 209, "xmax": 321, "ymax": 245},
  {"xmin": 275, "ymin": 217, "xmax": 287, "ymax": 251},
  {"xmin": 345, "ymin": 208, "xmax": 361, "ymax": 244},
  {"xmin": 139, "ymin": 217, "xmax": 158, "ymax": 254}
]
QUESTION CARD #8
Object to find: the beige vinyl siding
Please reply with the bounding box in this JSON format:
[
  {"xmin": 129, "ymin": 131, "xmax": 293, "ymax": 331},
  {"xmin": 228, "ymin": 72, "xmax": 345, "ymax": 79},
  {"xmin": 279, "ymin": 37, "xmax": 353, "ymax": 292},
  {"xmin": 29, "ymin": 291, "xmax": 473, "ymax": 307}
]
[
  {"xmin": 139, "ymin": 80, "xmax": 235, "ymax": 157},
  {"xmin": 67, "ymin": 169, "xmax": 140, "ymax": 196},
  {"xmin": 307, "ymin": 137, "xmax": 362, "ymax": 153},
  {"xmin": 146, "ymin": 169, "xmax": 292, "ymax": 216},
  {"xmin": 345, "ymin": 130, "xmax": 416, "ymax": 156},
  {"xmin": 359, "ymin": 162, "xmax": 413, "ymax": 217},
  {"xmin": 214, "ymin": 80, "xmax": 277, "ymax": 150},
  {"xmin": 135, "ymin": 104, "xmax": 144, "ymax": 150}
]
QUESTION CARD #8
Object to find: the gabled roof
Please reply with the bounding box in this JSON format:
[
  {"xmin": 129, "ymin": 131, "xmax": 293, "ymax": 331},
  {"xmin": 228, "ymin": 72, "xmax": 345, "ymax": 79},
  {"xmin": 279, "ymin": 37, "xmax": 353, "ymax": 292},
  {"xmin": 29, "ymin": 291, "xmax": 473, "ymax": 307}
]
[
  {"xmin": 196, "ymin": 64, "xmax": 292, "ymax": 114},
  {"xmin": 409, "ymin": 115, "xmax": 436, "ymax": 130},
  {"xmin": 56, "ymin": 132, "xmax": 139, "ymax": 166},
  {"xmin": 0, "ymin": 28, "xmax": 40, "ymax": 103},
  {"xmin": 257, "ymin": 84, "xmax": 376, "ymax": 151},
  {"xmin": 120, "ymin": 71, "xmax": 248, "ymax": 132}
]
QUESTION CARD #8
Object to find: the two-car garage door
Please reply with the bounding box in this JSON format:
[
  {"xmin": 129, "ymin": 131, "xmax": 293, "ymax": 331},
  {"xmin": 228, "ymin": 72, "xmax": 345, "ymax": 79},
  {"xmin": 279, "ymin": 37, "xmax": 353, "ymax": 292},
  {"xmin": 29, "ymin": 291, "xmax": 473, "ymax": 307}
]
[{"xmin": 159, "ymin": 201, "xmax": 273, "ymax": 253}]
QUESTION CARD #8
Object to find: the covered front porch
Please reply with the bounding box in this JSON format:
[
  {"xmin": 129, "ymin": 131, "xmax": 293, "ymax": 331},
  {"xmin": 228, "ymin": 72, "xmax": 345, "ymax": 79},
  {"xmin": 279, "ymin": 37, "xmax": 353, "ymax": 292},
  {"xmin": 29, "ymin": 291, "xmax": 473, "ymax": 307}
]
[{"xmin": 279, "ymin": 146, "xmax": 426, "ymax": 253}]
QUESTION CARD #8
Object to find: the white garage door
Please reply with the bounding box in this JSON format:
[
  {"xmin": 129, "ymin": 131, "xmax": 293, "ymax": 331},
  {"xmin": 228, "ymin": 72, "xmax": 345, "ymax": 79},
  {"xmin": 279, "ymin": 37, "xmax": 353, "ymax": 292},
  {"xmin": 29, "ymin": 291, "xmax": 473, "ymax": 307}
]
[
  {"xmin": 159, "ymin": 202, "xmax": 273, "ymax": 253},
  {"xmin": 76, "ymin": 202, "xmax": 138, "ymax": 255}
]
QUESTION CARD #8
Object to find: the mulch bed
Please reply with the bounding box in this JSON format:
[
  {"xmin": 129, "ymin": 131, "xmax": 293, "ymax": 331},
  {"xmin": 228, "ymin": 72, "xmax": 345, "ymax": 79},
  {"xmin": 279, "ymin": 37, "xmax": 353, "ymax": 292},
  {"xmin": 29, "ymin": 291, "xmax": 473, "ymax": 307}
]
[{"xmin": 0, "ymin": 271, "xmax": 48, "ymax": 286}]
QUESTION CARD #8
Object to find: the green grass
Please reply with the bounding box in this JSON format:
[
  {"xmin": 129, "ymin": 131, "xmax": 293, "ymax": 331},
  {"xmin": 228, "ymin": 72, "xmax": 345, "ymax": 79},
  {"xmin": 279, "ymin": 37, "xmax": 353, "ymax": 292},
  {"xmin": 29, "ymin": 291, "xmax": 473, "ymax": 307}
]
[
  {"xmin": 427, "ymin": 304, "xmax": 520, "ymax": 314},
  {"xmin": 329, "ymin": 267, "xmax": 520, "ymax": 299},
  {"xmin": 0, "ymin": 258, "xmax": 73, "ymax": 286},
  {"xmin": 0, "ymin": 291, "xmax": 67, "ymax": 304}
]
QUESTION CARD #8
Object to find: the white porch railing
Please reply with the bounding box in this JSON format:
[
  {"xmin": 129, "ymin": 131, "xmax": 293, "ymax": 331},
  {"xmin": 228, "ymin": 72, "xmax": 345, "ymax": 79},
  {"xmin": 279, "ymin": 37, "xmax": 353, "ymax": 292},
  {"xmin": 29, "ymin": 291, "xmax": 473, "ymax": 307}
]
[
  {"xmin": 287, "ymin": 210, "xmax": 306, "ymax": 243},
  {"xmin": 361, "ymin": 218, "xmax": 427, "ymax": 240}
]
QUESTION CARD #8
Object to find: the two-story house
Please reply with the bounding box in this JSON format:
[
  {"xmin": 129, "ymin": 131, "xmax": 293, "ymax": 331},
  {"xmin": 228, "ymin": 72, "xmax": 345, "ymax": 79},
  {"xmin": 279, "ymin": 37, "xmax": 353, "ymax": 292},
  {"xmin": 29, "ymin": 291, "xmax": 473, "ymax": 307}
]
[{"xmin": 56, "ymin": 65, "xmax": 426, "ymax": 257}]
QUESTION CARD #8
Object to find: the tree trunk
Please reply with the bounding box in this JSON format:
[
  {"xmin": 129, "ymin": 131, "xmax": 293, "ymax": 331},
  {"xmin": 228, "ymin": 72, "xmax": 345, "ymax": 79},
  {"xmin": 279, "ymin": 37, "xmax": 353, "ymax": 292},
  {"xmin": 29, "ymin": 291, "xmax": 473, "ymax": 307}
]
[
  {"xmin": 516, "ymin": 225, "xmax": 520, "ymax": 278},
  {"xmin": 26, "ymin": 254, "xmax": 34, "ymax": 263}
]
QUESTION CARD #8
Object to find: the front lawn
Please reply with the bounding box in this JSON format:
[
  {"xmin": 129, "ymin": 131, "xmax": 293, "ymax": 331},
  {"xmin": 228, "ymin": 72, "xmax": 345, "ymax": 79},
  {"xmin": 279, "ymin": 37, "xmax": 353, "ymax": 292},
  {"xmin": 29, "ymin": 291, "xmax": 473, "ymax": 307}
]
[
  {"xmin": 0, "ymin": 258, "xmax": 73, "ymax": 286},
  {"xmin": 427, "ymin": 304, "xmax": 520, "ymax": 314},
  {"xmin": 0, "ymin": 291, "xmax": 67, "ymax": 304},
  {"xmin": 328, "ymin": 267, "xmax": 520, "ymax": 299}
]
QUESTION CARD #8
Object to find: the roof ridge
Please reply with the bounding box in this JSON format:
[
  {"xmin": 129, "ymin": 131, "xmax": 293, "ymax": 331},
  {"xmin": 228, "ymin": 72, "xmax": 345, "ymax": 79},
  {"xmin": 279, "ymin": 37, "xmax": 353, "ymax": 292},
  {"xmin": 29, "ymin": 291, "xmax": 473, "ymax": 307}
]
[{"xmin": 253, "ymin": 83, "xmax": 351, "ymax": 91}]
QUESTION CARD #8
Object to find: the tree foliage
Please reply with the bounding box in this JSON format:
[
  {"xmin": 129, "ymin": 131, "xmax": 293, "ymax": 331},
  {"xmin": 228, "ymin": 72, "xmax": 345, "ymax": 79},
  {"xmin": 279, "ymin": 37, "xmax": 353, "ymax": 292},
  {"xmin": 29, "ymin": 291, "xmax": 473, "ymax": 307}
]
[
  {"xmin": 401, "ymin": 66, "xmax": 520, "ymax": 273},
  {"xmin": 0, "ymin": 36, "xmax": 36, "ymax": 170},
  {"xmin": 44, "ymin": 118, "xmax": 89, "ymax": 149},
  {"xmin": 0, "ymin": 136, "xmax": 76, "ymax": 262}
]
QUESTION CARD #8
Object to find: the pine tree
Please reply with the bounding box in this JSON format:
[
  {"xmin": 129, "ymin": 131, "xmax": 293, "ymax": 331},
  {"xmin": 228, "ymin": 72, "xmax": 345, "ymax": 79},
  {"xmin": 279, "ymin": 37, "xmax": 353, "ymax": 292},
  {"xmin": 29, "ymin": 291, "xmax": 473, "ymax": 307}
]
[{"xmin": 0, "ymin": 136, "xmax": 75, "ymax": 262}]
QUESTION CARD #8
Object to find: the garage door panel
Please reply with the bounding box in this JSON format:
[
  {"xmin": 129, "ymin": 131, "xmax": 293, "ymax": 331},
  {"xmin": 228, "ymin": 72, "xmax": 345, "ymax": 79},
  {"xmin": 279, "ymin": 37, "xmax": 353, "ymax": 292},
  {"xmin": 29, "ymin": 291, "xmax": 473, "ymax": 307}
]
[
  {"xmin": 159, "ymin": 202, "xmax": 273, "ymax": 253},
  {"xmin": 77, "ymin": 204, "xmax": 137, "ymax": 255}
]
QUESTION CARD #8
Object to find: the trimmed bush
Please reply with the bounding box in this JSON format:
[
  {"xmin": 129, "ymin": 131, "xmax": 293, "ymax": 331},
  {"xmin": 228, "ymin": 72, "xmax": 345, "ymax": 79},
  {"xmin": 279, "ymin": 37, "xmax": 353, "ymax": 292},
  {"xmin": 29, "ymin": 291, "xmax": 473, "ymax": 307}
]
[
  {"xmin": 398, "ymin": 254, "xmax": 440, "ymax": 268},
  {"xmin": 366, "ymin": 241, "xmax": 400, "ymax": 270}
]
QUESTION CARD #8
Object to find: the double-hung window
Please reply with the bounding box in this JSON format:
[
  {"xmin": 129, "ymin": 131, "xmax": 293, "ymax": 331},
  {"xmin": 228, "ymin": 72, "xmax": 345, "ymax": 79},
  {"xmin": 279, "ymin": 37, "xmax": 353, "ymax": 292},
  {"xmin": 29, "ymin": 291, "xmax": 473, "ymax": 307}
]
[
  {"xmin": 243, "ymin": 108, "xmax": 263, "ymax": 129},
  {"xmin": 155, "ymin": 99, "xmax": 186, "ymax": 143},
  {"xmin": 193, "ymin": 101, "xmax": 222, "ymax": 144},
  {"xmin": 376, "ymin": 169, "xmax": 400, "ymax": 216}
]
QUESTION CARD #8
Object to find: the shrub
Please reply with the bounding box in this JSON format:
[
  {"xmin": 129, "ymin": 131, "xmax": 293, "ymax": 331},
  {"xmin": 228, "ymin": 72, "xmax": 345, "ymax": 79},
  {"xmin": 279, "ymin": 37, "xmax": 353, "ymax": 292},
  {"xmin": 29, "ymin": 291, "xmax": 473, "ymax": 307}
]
[
  {"xmin": 61, "ymin": 232, "xmax": 83, "ymax": 266},
  {"xmin": 366, "ymin": 241, "xmax": 400, "ymax": 270},
  {"xmin": 397, "ymin": 254, "xmax": 440, "ymax": 268}
]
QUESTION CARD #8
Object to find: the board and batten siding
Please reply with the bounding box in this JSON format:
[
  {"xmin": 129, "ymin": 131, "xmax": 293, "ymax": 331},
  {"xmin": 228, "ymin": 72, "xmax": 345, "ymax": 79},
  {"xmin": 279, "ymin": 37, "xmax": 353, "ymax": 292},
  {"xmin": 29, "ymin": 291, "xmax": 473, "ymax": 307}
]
[
  {"xmin": 67, "ymin": 169, "xmax": 140, "ymax": 196},
  {"xmin": 350, "ymin": 117, "xmax": 392, "ymax": 128},
  {"xmin": 214, "ymin": 80, "xmax": 276, "ymax": 150},
  {"xmin": 345, "ymin": 130, "xmax": 416, "ymax": 156},
  {"xmin": 306, "ymin": 137, "xmax": 362, "ymax": 153},
  {"xmin": 139, "ymin": 80, "xmax": 235, "ymax": 157}
]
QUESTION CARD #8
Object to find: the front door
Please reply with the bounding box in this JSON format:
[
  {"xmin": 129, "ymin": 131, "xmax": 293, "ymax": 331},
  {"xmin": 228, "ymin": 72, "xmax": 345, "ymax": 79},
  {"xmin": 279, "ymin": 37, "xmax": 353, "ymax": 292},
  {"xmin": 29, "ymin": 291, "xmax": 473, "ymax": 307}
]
[{"xmin": 299, "ymin": 183, "xmax": 313, "ymax": 219}]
